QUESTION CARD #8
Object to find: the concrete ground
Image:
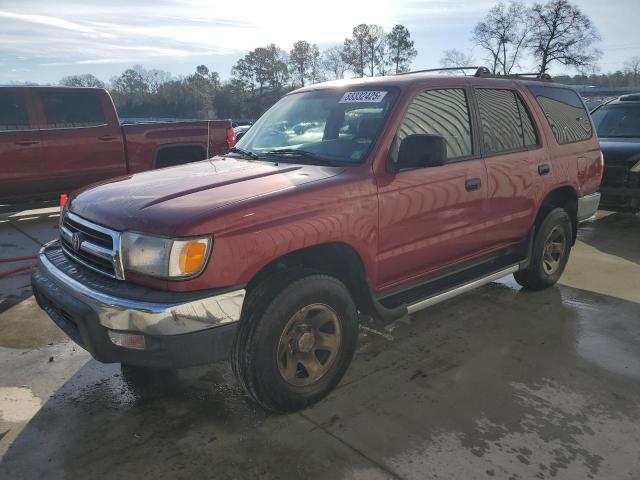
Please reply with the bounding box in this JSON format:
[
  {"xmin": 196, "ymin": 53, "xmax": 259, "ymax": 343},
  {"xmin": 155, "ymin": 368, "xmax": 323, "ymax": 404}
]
[{"xmin": 0, "ymin": 208, "xmax": 639, "ymax": 480}]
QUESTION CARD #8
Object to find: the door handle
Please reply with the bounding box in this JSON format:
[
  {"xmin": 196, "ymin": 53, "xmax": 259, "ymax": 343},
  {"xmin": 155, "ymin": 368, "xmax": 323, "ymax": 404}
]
[
  {"xmin": 98, "ymin": 135, "xmax": 118, "ymax": 141},
  {"xmin": 465, "ymin": 178, "xmax": 481, "ymax": 192},
  {"xmin": 538, "ymin": 164, "xmax": 551, "ymax": 175},
  {"xmin": 14, "ymin": 140, "xmax": 40, "ymax": 146}
]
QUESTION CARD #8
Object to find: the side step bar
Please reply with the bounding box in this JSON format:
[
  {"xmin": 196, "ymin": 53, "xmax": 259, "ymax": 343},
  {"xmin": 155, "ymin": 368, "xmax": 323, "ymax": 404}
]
[{"xmin": 406, "ymin": 264, "xmax": 520, "ymax": 315}]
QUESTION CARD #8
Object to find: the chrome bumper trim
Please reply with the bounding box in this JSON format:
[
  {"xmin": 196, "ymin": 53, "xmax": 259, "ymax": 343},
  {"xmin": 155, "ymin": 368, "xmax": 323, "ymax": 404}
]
[
  {"xmin": 38, "ymin": 243, "xmax": 245, "ymax": 335},
  {"xmin": 578, "ymin": 192, "xmax": 601, "ymax": 221}
]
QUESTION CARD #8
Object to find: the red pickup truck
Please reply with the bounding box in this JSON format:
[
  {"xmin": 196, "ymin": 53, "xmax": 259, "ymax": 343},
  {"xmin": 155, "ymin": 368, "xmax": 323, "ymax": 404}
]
[
  {"xmin": 0, "ymin": 86, "xmax": 234, "ymax": 203},
  {"xmin": 32, "ymin": 70, "xmax": 602, "ymax": 412}
]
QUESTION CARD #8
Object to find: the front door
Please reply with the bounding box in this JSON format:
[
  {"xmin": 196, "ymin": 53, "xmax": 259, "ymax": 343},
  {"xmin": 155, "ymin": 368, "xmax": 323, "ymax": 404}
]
[{"xmin": 375, "ymin": 88, "xmax": 490, "ymax": 291}]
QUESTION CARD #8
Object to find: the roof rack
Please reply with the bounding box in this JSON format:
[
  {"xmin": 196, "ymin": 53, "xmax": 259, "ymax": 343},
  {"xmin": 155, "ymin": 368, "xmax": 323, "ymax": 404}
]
[
  {"xmin": 396, "ymin": 66, "xmax": 553, "ymax": 82},
  {"xmin": 395, "ymin": 66, "xmax": 482, "ymax": 76},
  {"xmin": 619, "ymin": 93, "xmax": 640, "ymax": 101}
]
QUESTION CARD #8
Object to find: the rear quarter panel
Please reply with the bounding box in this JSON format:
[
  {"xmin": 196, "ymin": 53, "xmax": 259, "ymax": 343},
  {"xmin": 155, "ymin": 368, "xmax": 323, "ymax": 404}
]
[{"xmin": 519, "ymin": 84, "xmax": 601, "ymax": 203}]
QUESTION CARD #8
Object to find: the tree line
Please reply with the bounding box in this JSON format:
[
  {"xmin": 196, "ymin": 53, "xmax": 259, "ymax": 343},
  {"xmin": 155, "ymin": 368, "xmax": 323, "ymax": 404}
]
[
  {"xmin": 59, "ymin": 23, "xmax": 417, "ymax": 120},
  {"xmin": 442, "ymin": 0, "xmax": 601, "ymax": 76}
]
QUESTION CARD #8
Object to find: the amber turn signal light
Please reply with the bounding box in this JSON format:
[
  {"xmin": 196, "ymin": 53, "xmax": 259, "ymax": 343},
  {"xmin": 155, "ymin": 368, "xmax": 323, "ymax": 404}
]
[{"xmin": 178, "ymin": 241, "xmax": 208, "ymax": 274}]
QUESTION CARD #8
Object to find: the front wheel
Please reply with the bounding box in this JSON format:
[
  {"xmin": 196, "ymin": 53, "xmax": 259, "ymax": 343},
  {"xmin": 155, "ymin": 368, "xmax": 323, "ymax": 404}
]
[
  {"xmin": 231, "ymin": 272, "xmax": 359, "ymax": 412},
  {"xmin": 514, "ymin": 208, "xmax": 573, "ymax": 291}
]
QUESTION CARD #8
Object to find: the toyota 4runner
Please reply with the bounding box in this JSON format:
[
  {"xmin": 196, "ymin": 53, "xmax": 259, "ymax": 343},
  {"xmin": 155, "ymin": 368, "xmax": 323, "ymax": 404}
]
[{"xmin": 32, "ymin": 68, "xmax": 603, "ymax": 412}]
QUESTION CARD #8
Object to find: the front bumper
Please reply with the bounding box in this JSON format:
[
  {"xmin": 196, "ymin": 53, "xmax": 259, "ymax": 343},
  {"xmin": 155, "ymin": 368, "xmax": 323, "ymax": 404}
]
[
  {"xmin": 31, "ymin": 242, "xmax": 245, "ymax": 368},
  {"xmin": 577, "ymin": 192, "xmax": 601, "ymax": 221}
]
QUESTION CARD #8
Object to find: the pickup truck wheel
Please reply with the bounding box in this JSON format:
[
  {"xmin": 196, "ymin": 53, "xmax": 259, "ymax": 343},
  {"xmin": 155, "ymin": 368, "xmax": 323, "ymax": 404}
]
[
  {"xmin": 514, "ymin": 208, "xmax": 572, "ymax": 291},
  {"xmin": 232, "ymin": 272, "xmax": 358, "ymax": 412}
]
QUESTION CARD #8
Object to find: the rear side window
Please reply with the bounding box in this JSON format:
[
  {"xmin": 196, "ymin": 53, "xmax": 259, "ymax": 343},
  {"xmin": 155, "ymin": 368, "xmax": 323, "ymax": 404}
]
[
  {"xmin": 42, "ymin": 91, "xmax": 106, "ymax": 128},
  {"xmin": 398, "ymin": 89, "xmax": 472, "ymax": 159},
  {"xmin": 0, "ymin": 91, "xmax": 30, "ymax": 131},
  {"xmin": 528, "ymin": 86, "xmax": 592, "ymax": 144},
  {"xmin": 476, "ymin": 89, "xmax": 538, "ymax": 155}
]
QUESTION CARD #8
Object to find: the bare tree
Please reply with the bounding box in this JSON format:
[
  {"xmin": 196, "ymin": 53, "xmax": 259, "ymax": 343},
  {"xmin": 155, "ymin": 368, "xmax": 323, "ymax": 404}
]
[
  {"xmin": 59, "ymin": 74, "xmax": 105, "ymax": 88},
  {"xmin": 386, "ymin": 25, "xmax": 417, "ymax": 74},
  {"xmin": 342, "ymin": 24, "xmax": 370, "ymax": 78},
  {"xmin": 289, "ymin": 40, "xmax": 313, "ymax": 87},
  {"xmin": 308, "ymin": 44, "xmax": 324, "ymax": 84},
  {"xmin": 528, "ymin": 0, "xmax": 601, "ymax": 74},
  {"xmin": 623, "ymin": 56, "xmax": 640, "ymax": 86},
  {"xmin": 323, "ymin": 46, "xmax": 347, "ymax": 80},
  {"xmin": 440, "ymin": 49, "xmax": 475, "ymax": 73},
  {"xmin": 342, "ymin": 24, "xmax": 387, "ymax": 77},
  {"xmin": 472, "ymin": 2, "xmax": 532, "ymax": 75},
  {"xmin": 365, "ymin": 25, "xmax": 386, "ymax": 76}
]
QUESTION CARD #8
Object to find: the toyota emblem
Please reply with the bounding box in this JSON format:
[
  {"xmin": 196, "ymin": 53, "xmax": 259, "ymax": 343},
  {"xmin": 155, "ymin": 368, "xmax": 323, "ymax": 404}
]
[{"xmin": 71, "ymin": 232, "xmax": 83, "ymax": 251}]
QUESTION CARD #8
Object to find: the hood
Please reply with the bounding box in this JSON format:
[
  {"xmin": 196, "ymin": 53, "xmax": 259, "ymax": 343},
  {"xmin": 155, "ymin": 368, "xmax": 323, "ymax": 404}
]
[
  {"xmin": 69, "ymin": 157, "xmax": 344, "ymax": 234},
  {"xmin": 599, "ymin": 137, "xmax": 640, "ymax": 167}
]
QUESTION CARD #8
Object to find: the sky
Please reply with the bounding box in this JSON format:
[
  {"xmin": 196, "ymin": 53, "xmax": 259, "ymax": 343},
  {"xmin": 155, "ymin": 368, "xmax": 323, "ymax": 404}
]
[{"xmin": 1, "ymin": 0, "xmax": 639, "ymax": 84}]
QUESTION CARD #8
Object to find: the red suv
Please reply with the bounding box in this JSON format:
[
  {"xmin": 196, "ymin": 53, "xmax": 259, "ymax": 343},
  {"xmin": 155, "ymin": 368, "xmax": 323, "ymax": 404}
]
[{"xmin": 32, "ymin": 69, "xmax": 602, "ymax": 412}]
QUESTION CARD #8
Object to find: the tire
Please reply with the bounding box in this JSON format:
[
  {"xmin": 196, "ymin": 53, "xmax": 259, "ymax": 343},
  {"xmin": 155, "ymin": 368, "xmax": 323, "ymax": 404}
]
[
  {"xmin": 231, "ymin": 270, "xmax": 359, "ymax": 412},
  {"xmin": 514, "ymin": 207, "xmax": 573, "ymax": 291}
]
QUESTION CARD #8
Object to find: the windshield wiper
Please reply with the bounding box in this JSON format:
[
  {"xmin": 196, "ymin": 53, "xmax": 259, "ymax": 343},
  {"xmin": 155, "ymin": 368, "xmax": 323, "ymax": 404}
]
[
  {"xmin": 263, "ymin": 149, "xmax": 343, "ymax": 166},
  {"xmin": 228, "ymin": 147, "xmax": 260, "ymax": 159}
]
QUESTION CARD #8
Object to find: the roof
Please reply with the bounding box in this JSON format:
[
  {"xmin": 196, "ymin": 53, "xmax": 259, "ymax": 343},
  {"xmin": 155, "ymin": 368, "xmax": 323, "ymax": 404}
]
[{"xmin": 292, "ymin": 72, "xmax": 565, "ymax": 95}]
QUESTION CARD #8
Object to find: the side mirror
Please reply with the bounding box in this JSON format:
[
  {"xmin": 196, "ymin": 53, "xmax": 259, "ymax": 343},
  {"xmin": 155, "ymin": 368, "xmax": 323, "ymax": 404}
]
[{"xmin": 392, "ymin": 134, "xmax": 446, "ymax": 171}]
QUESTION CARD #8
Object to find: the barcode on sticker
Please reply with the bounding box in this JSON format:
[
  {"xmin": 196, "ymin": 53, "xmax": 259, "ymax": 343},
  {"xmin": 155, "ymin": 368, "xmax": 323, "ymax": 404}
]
[{"xmin": 339, "ymin": 91, "xmax": 387, "ymax": 103}]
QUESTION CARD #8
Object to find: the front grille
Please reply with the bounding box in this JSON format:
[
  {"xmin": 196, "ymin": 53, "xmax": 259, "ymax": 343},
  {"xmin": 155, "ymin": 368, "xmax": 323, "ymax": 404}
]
[
  {"xmin": 60, "ymin": 212, "xmax": 123, "ymax": 279},
  {"xmin": 64, "ymin": 215, "xmax": 113, "ymax": 249}
]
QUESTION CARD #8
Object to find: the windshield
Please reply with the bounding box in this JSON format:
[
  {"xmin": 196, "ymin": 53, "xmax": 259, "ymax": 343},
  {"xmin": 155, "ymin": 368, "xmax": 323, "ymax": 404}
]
[
  {"xmin": 233, "ymin": 88, "xmax": 397, "ymax": 164},
  {"xmin": 591, "ymin": 104, "xmax": 640, "ymax": 138}
]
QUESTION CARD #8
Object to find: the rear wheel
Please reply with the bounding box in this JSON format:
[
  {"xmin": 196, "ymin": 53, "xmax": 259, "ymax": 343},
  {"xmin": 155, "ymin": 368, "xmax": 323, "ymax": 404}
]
[
  {"xmin": 514, "ymin": 208, "xmax": 572, "ymax": 290},
  {"xmin": 232, "ymin": 271, "xmax": 358, "ymax": 412}
]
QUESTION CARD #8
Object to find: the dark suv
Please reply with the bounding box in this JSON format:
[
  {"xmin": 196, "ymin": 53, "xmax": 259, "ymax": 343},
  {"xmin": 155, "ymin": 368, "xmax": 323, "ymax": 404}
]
[
  {"xmin": 591, "ymin": 94, "xmax": 640, "ymax": 211},
  {"xmin": 32, "ymin": 68, "xmax": 602, "ymax": 412}
]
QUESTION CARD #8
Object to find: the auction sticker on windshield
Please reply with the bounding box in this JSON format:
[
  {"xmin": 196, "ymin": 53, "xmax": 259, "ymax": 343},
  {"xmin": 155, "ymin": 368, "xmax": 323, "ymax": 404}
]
[{"xmin": 339, "ymin": 91, "xmax": 388, "ymax": 103}]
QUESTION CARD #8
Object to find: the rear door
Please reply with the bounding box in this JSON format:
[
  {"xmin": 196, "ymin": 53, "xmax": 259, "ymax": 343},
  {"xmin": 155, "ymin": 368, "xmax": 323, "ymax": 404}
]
[
  {"xmin": 376, "ymin": 87, "xmax": 490, "ymax": 289},
  {"xmin": 474, "ymin": 86, "xmax": 546, "ymax": 247},
  {"xmin": 34, "ymin": 89, "xmax": 126, "ymax": 195},
  {"xmin": 0, "ymin": 88, "xmax": 44, "ymax": 201}
]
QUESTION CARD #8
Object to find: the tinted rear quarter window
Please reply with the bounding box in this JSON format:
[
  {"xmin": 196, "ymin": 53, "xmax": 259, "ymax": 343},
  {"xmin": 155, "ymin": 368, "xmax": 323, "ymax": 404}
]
[
  {"xmin": 42, "ymin": 91, "xmax": 106, "ymax": 128},
  {"xmin": 0, "ymin": 91, "xmax": 30, "ymax": 131},
  {"xmin": 398, "ymin": 88, "xmax": 473, "ymax": 159},
  {"xmin": 528, "ymin": 86, "xmax": 592, "ymax": 144}
]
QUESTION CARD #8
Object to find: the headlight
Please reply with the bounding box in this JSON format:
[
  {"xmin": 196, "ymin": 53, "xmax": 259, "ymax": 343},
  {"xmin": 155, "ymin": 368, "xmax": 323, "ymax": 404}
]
[
  {"xmin": 121, "ymin": 232, "xmax": 211, "ymax": 279},
  {"xmin": 631, "ymin": 159, "xmax": 640, "ymax": 173}
]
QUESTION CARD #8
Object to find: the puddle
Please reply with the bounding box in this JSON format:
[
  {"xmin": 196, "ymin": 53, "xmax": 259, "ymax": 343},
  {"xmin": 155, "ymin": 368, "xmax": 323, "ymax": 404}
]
[{"xmin": 0, "ymin": 296, "xmax": 68, "ymax": 348}]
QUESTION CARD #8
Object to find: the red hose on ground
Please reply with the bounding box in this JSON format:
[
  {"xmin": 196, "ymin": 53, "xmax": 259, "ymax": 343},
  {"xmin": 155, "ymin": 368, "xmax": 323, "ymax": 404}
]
[
  {"xmin": 0, "ymin": 264, "xmax": 37, "ymax": 279},
  {"xmin": 0, "ymin": 255, "xmax": 37, "ymax": 263},
  {"xmin": 0, "ymin": 255, "xmax": 38, "ymax": 278}
]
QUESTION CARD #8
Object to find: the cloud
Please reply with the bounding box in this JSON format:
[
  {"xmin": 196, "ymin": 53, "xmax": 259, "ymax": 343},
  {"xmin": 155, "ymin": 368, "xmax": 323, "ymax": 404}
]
[
  {"xmin": 0, "ymin": 0, "xmax": 421, "ymax": 65},
  {"xmin": 0, "ymin": 10, "xmax": 113, "ymax": 37}
]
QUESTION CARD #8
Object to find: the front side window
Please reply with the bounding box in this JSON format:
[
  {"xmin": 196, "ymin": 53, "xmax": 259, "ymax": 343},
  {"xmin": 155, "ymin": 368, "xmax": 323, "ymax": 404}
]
[
  {"xmin": 591, "ymin": 104, "xmax": 640, "ymax": 138},
  {"xmin": 0, "ymin": 91, "xmax": 30, "ymax": 131},
  {"xmin": 236, "ymin": 88, "xmax": 397, "ymax": 164},
  {"xmin": 528, "ymin": 86, "xmax": 592, "ymax": 144},
  {"xmin": 476, "ymin": 88, "xmax": 537, "ymax": 155},
  {"xmin": 397, "ymin": 89, "xmax": 472, "ymax": 160},
  {"xmin": 42, "ymin": 91, "xmax": 106, "ymax": 128}
]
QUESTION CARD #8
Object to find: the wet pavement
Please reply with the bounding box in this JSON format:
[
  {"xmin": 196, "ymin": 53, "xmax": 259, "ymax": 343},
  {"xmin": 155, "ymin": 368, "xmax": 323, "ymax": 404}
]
[{"xmin": 0, "ymin": 209, "xmax": 639, "ymax": 479}]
